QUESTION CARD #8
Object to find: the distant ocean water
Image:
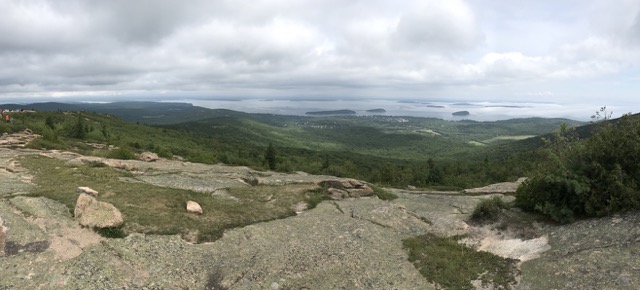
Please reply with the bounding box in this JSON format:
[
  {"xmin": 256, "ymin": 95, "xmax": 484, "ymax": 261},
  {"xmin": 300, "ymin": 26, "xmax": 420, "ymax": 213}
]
[{"xmin": 165, "ymin": 99, "xmax": 637, "ymax": 122}]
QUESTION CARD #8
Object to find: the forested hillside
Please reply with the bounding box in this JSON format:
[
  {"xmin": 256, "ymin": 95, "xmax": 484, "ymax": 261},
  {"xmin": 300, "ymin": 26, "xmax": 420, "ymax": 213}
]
[{"xmin": 0, "ymin": 104, "xmax": 583, "ymax": 189}]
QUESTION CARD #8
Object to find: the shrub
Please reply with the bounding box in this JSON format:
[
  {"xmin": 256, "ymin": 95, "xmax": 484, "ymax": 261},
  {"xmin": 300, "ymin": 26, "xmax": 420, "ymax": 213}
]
[
  {"xmin": 470, "ymin": 196, "xmax": 509, "ymax": 223},
  {"xmin": 108, "ymin": 147, "xmax": 136, "ymax": 160},
  {"xmin": 516, "ymin": 114, "xmax": 640, "ymax": 223},
  {"xmin": 371, "ymin": 184, "xmax": 398, "ymax": 201},
  {"xmin": 94, "ymin": 225, "xmax": 127, "ymax": 238}
]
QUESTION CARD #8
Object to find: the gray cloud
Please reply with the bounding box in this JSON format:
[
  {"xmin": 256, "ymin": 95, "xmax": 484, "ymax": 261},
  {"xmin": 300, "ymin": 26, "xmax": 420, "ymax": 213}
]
[
  {"xmin": 0, "ymin": 0, "xmax": 638, "ymax": 104},
  {"xmin": 395, "ymin": 1, "xmax": 483, "ymax": 53}
]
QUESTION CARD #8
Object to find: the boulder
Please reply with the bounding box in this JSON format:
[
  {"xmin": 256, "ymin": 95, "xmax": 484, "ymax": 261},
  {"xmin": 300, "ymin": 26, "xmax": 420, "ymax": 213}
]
[
  {"xmin": 74, "ymin": 194, "xmax": 123, "ymax": 228},
  {"xmin": 76, "ymin": 186, "xmax": 98, "ymax": 197},
  {"xmin": 186, "ymin": 200, "xmax": 203, "ymax": 214},
  {"xmin": 320, "ymin": 179, "xmax": 375, "ymax": 199},
  {"xmin": 347, "ymin": 185, "xmax": 374, "ymax": 197},
  {"xmin": 74, "ymin": 193, "xmax": 94, "ymax": 218},
  {"xmin": 139, "ymin": 152, "xmax": 160, "ymax": 162},
  {"xmin": 328, "ymin": 188, "xmax": 349, "ymax": 200},
  {"xmin": 347, "ymin": 179, "xmax": 364, "ymax": 188},
  {"xmin": 319, "ymin": 180, "xmax": 349, "ymax": 190}
]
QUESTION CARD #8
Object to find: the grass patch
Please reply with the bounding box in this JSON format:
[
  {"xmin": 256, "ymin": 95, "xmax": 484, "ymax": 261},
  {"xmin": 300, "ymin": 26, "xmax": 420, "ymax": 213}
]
[
  {"xmin": 370, "ymin": 184, "xmax": 398, "ymax": 200},
  {"xmin": 304, "ymin": 186, "xmax": 331, "ymax": 209},
  {"xmin": 20, "ymin": 155, "xmax": 315, "ymax": 243},
  {"xmin": 403, "ymin": 233, "xmax": 519, "ymax": 290},
  {"xmin": 470, "ymin": 196, "xmax": 510, "ymax": 224}
]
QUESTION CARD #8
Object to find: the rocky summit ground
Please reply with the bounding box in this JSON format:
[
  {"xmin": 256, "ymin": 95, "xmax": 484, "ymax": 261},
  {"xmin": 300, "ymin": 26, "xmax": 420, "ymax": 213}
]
[{"xmin": 1, "ymin": 137, "xmax": 639, "ymax": 289}]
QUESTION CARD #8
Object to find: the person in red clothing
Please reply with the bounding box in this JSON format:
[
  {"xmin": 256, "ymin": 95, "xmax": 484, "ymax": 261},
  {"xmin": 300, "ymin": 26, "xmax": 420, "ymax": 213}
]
[{"xmin": 4, "ymin": 114, "xmax": 10, "ymax": 124}]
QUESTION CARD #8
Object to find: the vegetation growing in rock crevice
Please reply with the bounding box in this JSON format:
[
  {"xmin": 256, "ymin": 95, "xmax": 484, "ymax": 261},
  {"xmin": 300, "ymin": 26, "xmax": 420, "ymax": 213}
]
[
  {"xmin": 403, "ymin": 233, "xmax": 518, "ymax": 290},
  {"xmin": 470, "ymin": 196, "xmax": 510, "ymax": 224},
  {"xmin": 516, "ymin": 114, "xmax": 640, "ymax": 223}
]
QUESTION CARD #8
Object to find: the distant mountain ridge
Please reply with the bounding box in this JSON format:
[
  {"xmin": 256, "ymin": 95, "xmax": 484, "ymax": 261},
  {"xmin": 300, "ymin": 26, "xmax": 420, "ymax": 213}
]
[{"xmin": 0, "ymin": 101, "xmax": 216, "ymax": 125}]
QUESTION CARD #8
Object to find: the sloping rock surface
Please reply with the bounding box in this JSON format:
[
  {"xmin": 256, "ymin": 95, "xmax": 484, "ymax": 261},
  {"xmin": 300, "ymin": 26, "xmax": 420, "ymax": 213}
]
[
  {"xmin": 0, "ymin": 143, "xmax": 639, "ymax": 289},
  {"xmin": 519, "ymin": 213, "xmax": 640, "ymax": 290}
]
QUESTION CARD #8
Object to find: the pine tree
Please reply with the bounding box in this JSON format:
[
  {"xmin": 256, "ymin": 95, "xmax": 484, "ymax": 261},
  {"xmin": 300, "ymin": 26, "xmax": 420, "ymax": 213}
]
[{"xmin": 264, "ymin": 143, "xmax": 277, "ymax": 170}]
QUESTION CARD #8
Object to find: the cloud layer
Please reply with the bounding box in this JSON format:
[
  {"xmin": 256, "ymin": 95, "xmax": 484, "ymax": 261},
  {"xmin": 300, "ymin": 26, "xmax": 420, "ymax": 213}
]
[{"xmin": 0, "ymin": 0, "xmax": 638, "ymax": 103}]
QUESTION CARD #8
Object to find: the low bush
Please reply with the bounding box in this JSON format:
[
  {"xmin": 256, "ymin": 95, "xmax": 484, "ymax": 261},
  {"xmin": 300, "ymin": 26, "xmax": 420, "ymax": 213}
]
[
  {"xmin": 470, "ymin": 196, "xmax": 509, "ymax": 224},
  {"xmin": 95, "ymin": 225, "xmax": 127, "ymax": 239},
  {"xmin": 371, "ymin": 184, "xmax": 398, "ymax": 201},
  {"xmin": 108, "ymin": 147, "xmax": 136, "ymax": 160}
]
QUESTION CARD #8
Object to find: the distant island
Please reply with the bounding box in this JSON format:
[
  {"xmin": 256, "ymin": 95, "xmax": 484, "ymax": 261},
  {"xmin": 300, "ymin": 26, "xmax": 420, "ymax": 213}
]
[
  {"xmin": 306, "ymin": 109, "xmax": 356, "ymax": 115},
  {"xmin": 452, "ymin": 111, "xmax": 470, "ymax": 117},
  {"xmin": 366, "ymin": 108, "xmax": 386, "ymax": 113},
  {"xmin": 427, "ymin": 105, "xmax": 445, "ymax": 108}
]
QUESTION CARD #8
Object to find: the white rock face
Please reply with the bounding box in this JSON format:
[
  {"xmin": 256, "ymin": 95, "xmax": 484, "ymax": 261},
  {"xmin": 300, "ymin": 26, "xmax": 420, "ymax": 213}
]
[
  {"xmin": 76, "ymin": 186, "xmax": 99, "ymax": 197},
  {"xmin": 478, "ymin": 234, "xmax": 551, "ymax": 262},
  {"xmin": 186, "ymin": 200, "xmax": 203, "ymax": 214}
]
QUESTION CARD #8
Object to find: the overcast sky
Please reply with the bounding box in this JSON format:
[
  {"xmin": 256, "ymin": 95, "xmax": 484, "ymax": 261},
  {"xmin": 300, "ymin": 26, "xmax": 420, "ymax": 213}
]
[{"xmin": 1, "ymin": 0, "xmax": 639, "ymax": 105}]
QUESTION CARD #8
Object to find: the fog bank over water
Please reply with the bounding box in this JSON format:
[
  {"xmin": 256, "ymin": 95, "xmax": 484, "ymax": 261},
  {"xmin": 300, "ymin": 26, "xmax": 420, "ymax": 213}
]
[{"xmin": 168, "ymin": 99, "xmax": 637, "ymax": 122}]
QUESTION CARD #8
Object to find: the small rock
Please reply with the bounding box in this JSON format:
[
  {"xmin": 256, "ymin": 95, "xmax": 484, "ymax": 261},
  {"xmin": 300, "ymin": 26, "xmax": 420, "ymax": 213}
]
[
  {"xmin": 186, "ymin": 200, "xmax": 203, "ymax": 214},
  {"xmin": 292, "ymin": 202, "xmax": 308, "ymax": 214},
  {"xmin": 407, "ymin": 185, "xmax": 417, "ymax": 190},
  {"xmin": 139, "ymin": 152, "xmax": 160, "ymax": 162},
  {"xmin": 77, "ymin": 186, "xmax": 99, "ymax": 197}
]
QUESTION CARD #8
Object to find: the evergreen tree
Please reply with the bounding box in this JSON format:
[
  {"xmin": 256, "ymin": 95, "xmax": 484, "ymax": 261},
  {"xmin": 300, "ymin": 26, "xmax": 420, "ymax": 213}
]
[
  {"xmin": 45, "ymin": 116, "xmax": 55, "ymax": 129},
  {"xmin": 265, "ymin": 143, "xmax": 277, "ymax": 170},
  {"xmin": 70, "ymin": 114, "xmax": 86, "ymax": 139}
]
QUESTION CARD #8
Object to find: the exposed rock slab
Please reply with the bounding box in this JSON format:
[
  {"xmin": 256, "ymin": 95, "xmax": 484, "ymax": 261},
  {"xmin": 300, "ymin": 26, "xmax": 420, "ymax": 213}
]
[
  {"xmin": 7, "ymin": 196, "xmax": 103, "ymax": 261},
  {"xmin": 464, "ymin": 177, "xmax": 527, "ymax": 194},
  {"xmin": 0, "ymin": 129, "xmax": 41, "ymax": 148},
  {"xmin": 2, "ymin": 147, "xmax": 639, "ymax": 289},
  {"xmin": 519, "ymin": 212, "xmax": 640, "ymax": 289},
  {"xmin": 0, "ymin": 148, "xmax": 35, "ymax": 197}
]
